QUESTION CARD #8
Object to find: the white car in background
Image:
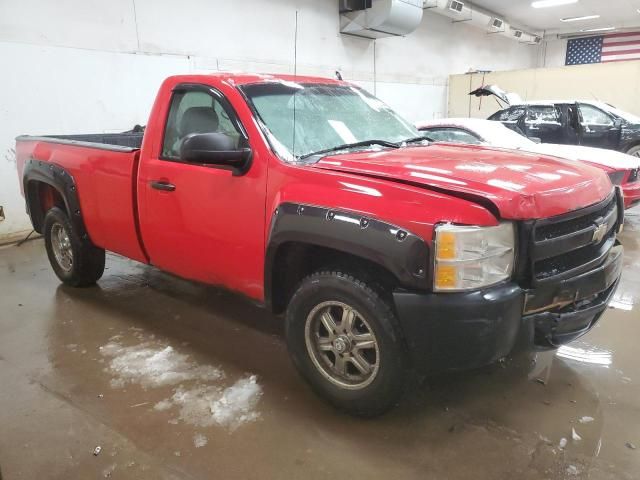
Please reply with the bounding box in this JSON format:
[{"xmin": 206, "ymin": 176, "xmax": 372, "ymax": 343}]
[{"xmin": 416, "ymin": 118, "xmax": 640, "ymax": 209}]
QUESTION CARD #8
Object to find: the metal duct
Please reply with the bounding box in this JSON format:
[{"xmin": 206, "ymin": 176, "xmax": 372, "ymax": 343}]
[{"xmin": 340, "ymin": 0, "xmax": 424, "ymax": 39}]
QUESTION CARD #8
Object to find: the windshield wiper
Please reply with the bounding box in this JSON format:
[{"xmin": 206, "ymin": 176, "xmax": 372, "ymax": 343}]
[
  {"xmin": 399, "ymin": 136, "xmax": 432, "ymax": 144},
  {"xmin": 298, "ymin": 139, "xmax": 401, "ymax": 160}
]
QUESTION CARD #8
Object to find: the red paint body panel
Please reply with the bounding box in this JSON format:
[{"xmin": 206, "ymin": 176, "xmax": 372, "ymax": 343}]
[
  {"xmin": 622, "ymin": 180, "xmax": 640, "ymax": 208},
  {"xmin": 581, "ymin": 161, "xmax": 640, "ymax": 209},
  {"xmin": 264, "ymin": 162, "xmax": 499, "ymax": 245},
  {"xmin": 15, "ymin": 73, "xmax": 616, "ymax": 304},
  {"xmin": 16, "ymin": 140, "xmax": 147, "ymax": 263},
  {"xmin": 314, "ymin": 143, "xmax": 613, "ymax": 220}
]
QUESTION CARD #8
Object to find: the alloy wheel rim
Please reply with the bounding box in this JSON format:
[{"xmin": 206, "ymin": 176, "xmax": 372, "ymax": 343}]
[
  {"xmin": 304, "ymin": 301, "xmax": 380, "ymax": 390},
  {"xmin": 51, "ymin": 223, "xmax": 73, "ymax": 272}
]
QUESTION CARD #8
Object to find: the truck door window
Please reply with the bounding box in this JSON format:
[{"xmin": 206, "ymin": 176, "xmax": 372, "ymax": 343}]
[
  {"xmin": 161, "ymin": 90, "xmax": 242, "ymax": 160},
  {"xmin": 526, "ymin": 106, "xmax": 560, "ymax": 125},
  {"xmin": 578, "ymin": 104, "xmax": 613, "ymax": 126},
  {"xmin": 497, "ymin": 107, "xmax": 525, "ymax": 122},
  {"xmin": 422, "ymin": 128, "xmax": 482, "ymax": 145}
]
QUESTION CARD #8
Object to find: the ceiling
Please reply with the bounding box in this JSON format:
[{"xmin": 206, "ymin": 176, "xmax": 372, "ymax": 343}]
[{"xmin": 469, "ymin": 0, "xmax": 640, "ymax": 34}]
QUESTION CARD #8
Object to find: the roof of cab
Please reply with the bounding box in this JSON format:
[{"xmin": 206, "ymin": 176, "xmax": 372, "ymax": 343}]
[{"xmin": 165, "ymin": 72, "xmax": 348, "ymax": 86}]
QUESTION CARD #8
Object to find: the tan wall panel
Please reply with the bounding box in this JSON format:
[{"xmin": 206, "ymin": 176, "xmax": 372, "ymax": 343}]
[{"xmin": 448, "ymin": 61, "xmax": 640, "ymax": 119}]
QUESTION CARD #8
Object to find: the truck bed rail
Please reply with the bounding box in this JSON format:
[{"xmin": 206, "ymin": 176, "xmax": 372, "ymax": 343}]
[{"xmin": 16, "ymin": 132, "xmax": 143, "ymax": 152}]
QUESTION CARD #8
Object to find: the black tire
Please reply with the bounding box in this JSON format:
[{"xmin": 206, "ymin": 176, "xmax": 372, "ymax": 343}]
[
  {"xmin": 626, "ymin": 144, "xmax": 640, "ymax": 157},
  {"xmin": 43, "ymin": 207, "xmax": 105, "ymax": 287},
  {"xmin": 285, "ymin": 270, "xmax": 408, "ymax": 417}
]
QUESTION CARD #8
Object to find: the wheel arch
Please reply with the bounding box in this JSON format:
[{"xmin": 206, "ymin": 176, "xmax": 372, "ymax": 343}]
[
  {"xmin": 22, "ymin": 159, "xmax": 89, "ymax": 240},
  {"xmin": 265, "ymin": 203, "xmax": 430, "ymax": 314}
]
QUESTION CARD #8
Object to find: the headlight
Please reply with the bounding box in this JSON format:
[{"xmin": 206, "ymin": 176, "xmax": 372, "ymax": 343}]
[{"xmin": 434, "ymin": 222, "xmax": 515, "ymax": 292}]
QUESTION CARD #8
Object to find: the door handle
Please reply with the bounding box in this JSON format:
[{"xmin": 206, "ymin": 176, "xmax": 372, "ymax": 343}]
[{"xmin": 150, "ymin": 180, "xmax": 176, "ymax": 192}]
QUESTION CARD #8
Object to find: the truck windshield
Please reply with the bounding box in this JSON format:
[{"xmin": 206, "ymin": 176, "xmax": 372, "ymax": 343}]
[{"xmin": 241, "ymin": 82, "xmax": 420, "ymax": 161}]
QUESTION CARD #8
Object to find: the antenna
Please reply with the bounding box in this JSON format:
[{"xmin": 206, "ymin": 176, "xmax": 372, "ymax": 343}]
[
  {"xmin": 292, "ymin": 10, "xmax": 299, "ymax": 159},
  {"xmin": 373, "ymin": 40, "xmax": 377, "ymax": 96},
  {"xmin": 294, "ymin": 10, "xmax": 298, "ymax": 77}
]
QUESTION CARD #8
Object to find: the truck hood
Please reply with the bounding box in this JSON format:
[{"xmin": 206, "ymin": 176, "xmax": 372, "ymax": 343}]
[{"xmin": 312, "ymin": 144, "xmax": 612, "ymax": 220}]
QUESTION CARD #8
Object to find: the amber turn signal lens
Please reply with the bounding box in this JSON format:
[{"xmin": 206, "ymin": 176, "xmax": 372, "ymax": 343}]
[
  {"xmin": 436, "ymin": 231, "xmax": 456, "ymax": 260},
  {"xmin": 434, "ymin": 264, "xmax": 457, "ymax": 289}
]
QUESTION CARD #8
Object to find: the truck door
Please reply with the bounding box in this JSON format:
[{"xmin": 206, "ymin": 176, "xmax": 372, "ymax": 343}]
[
  {"xmin": 559, "ymin": 103, "xmax": 580, "ymax": 145},
  {"xmin": 577, "ymin": 103, "xmax": 621, "ymax": 149},
  {"xmin": 136, "ymin": 83, "xmax": 268, "ymax": 300}
]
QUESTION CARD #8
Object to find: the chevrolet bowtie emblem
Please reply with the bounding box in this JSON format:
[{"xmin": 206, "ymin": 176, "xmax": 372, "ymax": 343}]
[{"xmin": 592, "ymin": 222, "xmax": 608, "ymax": 243}]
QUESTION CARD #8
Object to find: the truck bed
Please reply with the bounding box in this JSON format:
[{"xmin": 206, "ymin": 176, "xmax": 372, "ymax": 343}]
[{"xmin": 16, "ymin": 133, "xmax": 148, "ymax": 263}]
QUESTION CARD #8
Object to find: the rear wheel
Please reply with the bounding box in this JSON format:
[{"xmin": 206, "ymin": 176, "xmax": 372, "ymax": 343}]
[
  {"xmin": 285, "ymin": 271, "xmax": 407, "ymax": 417},
  {"xmin": 626, "ymin": 145, "xmax": 640, "ymax": 157},
  {"xmin": 43, "ymin": 207, "xmax": 105, "ymax": 287}
]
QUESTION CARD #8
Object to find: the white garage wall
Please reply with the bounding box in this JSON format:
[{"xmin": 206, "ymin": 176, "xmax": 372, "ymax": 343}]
[
  {"xmin": 0, "ymin": 0, "xmax": 539, "ymax": 241},
  {"xmin": 540, "ymin": 38, "xmax": 568, "ymax": 67}
]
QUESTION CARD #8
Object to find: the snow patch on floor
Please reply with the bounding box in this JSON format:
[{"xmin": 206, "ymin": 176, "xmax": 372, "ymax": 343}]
[
  {"xmin": 99, "ymin": 336, "xmax": 262, "ymax": 432},
  {"xmin": 193, "ymin": 433, "xmax": 208, "ymax": 448},
  {"xmin": 153, "ymin": 399, "xmax": 173, "ymax": 411},
  {"xmin": 166, "ymin": 376, "xmax": 262, "ymax": 431},
  {"xmin": 211, "ymin": 376, "xmax": 262, "ymax": 429},
  {"xmin": 100, "ymin": 342, "xmax": 223, "ymax": 388}
]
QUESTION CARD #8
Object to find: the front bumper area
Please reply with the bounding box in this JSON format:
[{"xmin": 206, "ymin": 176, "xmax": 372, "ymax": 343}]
[
  {"xmin": 622, "ymin": 181, "xmax": 640, "ymax": 209},
  {"xmin": 393, "ymin": 245, "xmax": 623, "ymax": 374}
]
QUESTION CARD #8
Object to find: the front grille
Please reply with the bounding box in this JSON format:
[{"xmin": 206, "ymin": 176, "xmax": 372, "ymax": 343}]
[
  {"xmin": 531, "ymin": 193, "xmax": 619, "ymax": 284},
  {"xmin": 535, "ymin": 196, "xmax": 616, "ymax": 242},
  {"xmin": 534, "ymin": 235, "xmax": 614, "ymax": 281}
]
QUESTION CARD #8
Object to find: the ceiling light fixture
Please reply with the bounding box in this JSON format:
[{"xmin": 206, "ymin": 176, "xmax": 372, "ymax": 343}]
[
  {"xmin": 580, "ymin": 26, "xmax": 615, "ymax": 32},
  {"xmin": 531, "ymin": 0, "xmax": 578, "ymax": 8},
  {"xmin": 560, "ymin": 14, "xmax": 600, "ymax": 22}
]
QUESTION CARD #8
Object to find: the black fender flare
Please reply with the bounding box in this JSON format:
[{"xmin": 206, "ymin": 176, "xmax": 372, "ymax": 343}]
[
  {"xmin": 22, "ymin": 159, "xmax": 89, "ymax": 240},
  {"xmin": 264, "ymin": 202, "xmax": 430, "ymax": 309}
]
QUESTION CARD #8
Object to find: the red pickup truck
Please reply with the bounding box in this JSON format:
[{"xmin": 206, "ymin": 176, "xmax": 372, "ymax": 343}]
[{"xmin": 16, "ymin": 73, "xmax": 624, "ymax": 416}]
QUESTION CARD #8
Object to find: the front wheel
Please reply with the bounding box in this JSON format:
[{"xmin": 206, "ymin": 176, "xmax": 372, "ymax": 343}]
[
  {"xmin": 285, "ymin": 271, "xmax": 408, "ymax": 416},
  {"xmin": 43, "ymin": 207, "xmax": 105, "ymax": 287}
]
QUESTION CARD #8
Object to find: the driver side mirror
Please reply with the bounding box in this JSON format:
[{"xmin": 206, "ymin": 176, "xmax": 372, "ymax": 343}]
[
  {"xmin": 180, "ymin": 132, "xmax": 252, "ymax": 176},
  {"xmin": 613, "ymin": 118, "xmax": 624, "ymax": 129}
]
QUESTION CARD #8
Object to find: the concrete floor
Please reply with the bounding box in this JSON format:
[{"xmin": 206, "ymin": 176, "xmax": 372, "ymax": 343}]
[{"xmin": 1, "ymin": 209, "xmax": 639, "ymax": 480}]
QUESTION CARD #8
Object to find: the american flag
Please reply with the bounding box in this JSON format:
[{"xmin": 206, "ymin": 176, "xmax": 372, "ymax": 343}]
[{"xmin": 566, "ymin": 32, "xmax": 640, "ymax": 65}]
